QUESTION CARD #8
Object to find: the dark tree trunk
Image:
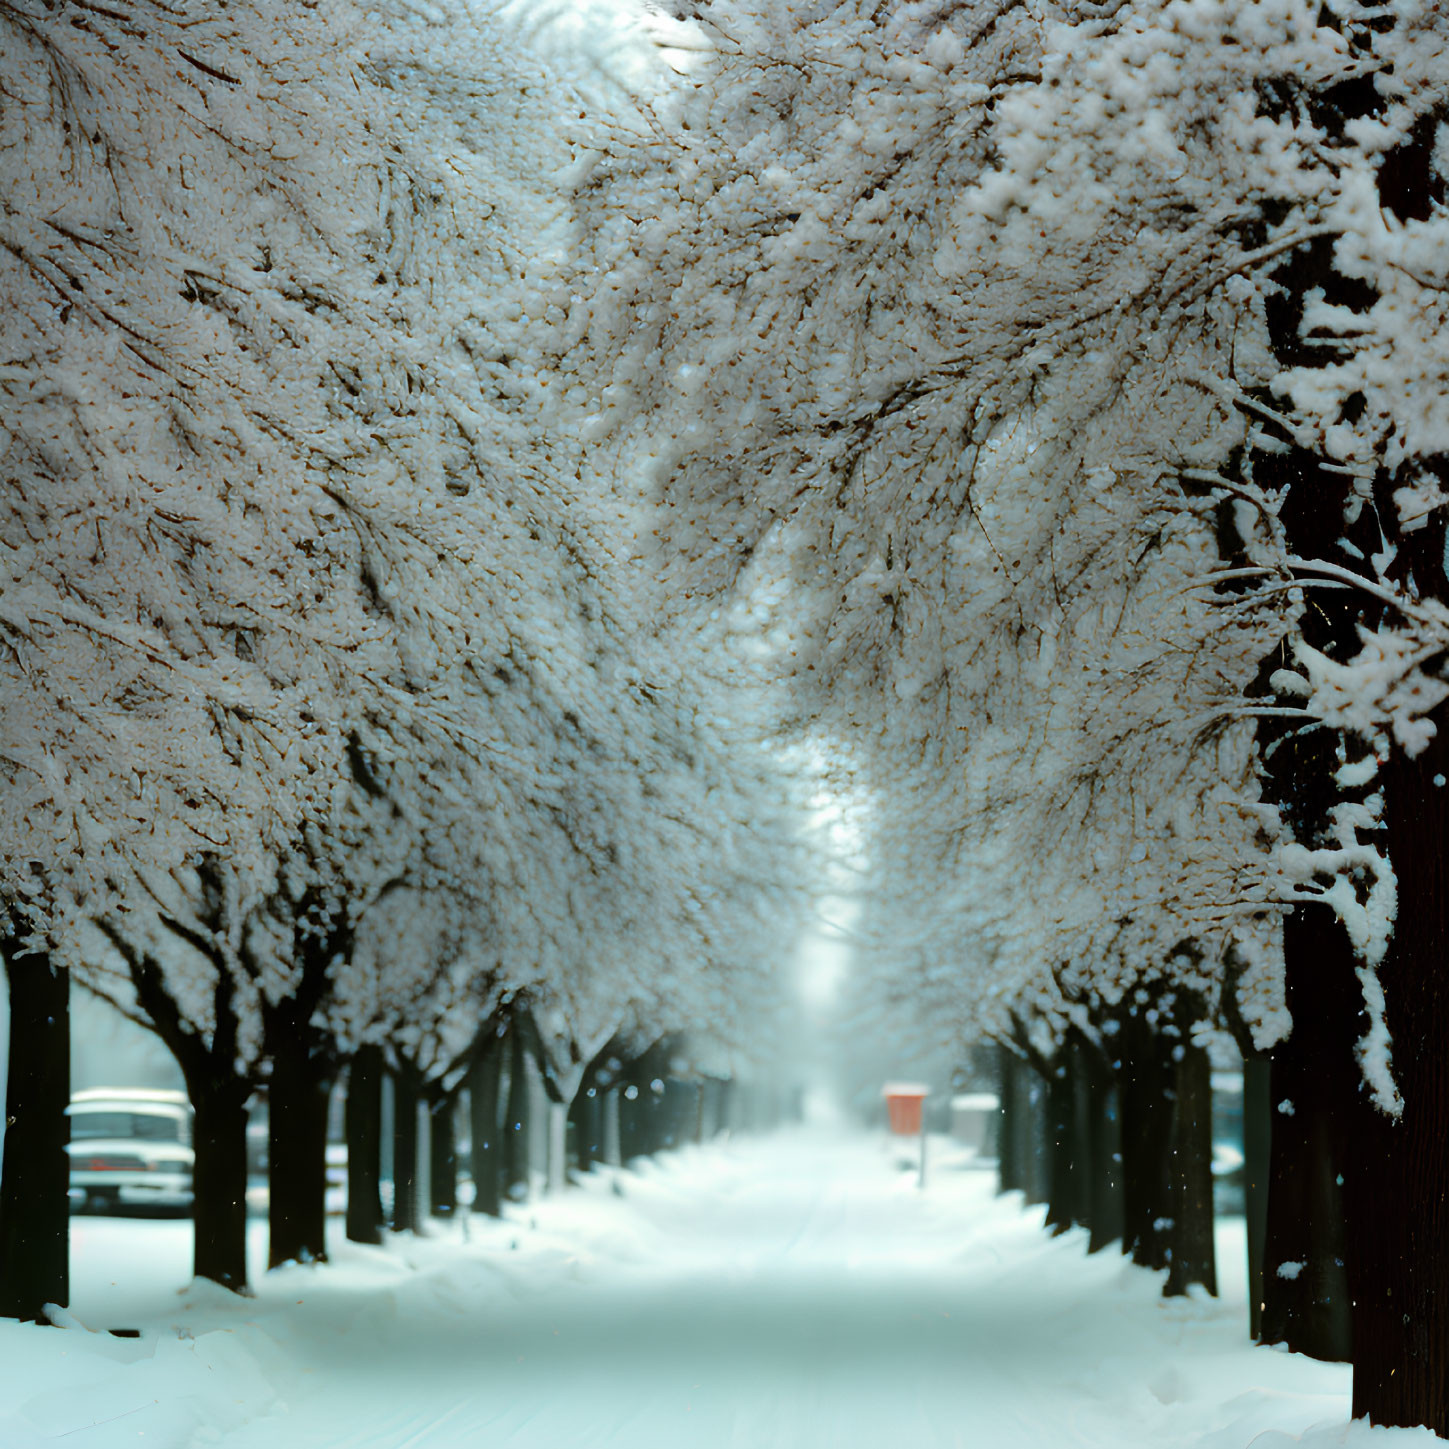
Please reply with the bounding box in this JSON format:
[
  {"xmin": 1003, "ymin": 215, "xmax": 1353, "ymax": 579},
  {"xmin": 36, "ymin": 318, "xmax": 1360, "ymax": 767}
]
[
  {"xmin": 624, "ymin": 1043, "xmax": 672, "ymax": 1159},
  {"xmin": 660, "ymin": 1080, "xmax": 691, "ymax": 1151},
  {"xmin": 1261, "ymin": 904, "xmax": 1354, "ymax": 1358},
  {"xmin": 266, "ymin": 1043, "xmax": 333, "ymax": 1268},
  {"xmin": 260, "ymin": 898, "xmax": 346, "ymax": 1269},
  {"xmin": 345, "ymin": 1045, "xmax": 384, "ymax": 1246},
  {"xmin": 681, "ymin": 1081, "xmax": 699, "ymax": 1147},
  {"xmin": 1117, "ymin": 1009, "xmax": 1175, "ymax": 1273},
  {"xmin": 1344, "ymin": 731, "xmax": 1449, "ymax": 1432},
  {"xmin": 468, "ymin": 1029, "xmax": 504, "ymax": 1217},
  {"xmin": 102, "ymin": 918, "xmax": 253, "ymax": 1293},
  {"xmin": 502, "ymin": 1025, "xmax": 530, "ymax": 1202},
  {"xmin": 617, "ymin": 1049, "xmax": 653, "ymax": 1163},
  {"xmin": 390, "ymin": 1066, "xmax": 421, "ymax": 1234},
  {"xmin": 1018, "ymin": 1065, "xmax": 1049, "ymax": 1206},
  {"xmin": 1237, "ymin": 49, "xmax": 1434, "ymax": 1418},
  {"xmin": 188, "ymin": 1078, "xmax": 251, "ymax": 1291},
  {"xmin": 1043, "ymin": 1051, "xmax": 1081, "ymax": 1235},
  {"xmin": 618, "ymin": 1083, "xmax": 642, "ymax": 1162},
  {"xmin": 570, "ymin": 1087, "xmax": 603, "ymax": 1172},
  {"xmin": 1082, "ymin": 1049, "xmax": 1123, "ymax": 1254},
  {"xmin": 1223, "ymin": 962, "xmax": 1276, "ymax": 1340},
  {"xmin": 0, "ymin": 951, "xmax": 69, "ymax": 1322},
  {"xmin": 1164, "ymin": 1030, "xmax": 1216, "ymax": 1298},
  {"xmin": 1068, "ymin": 1039, "xmax": 1096, "ymax": 1234},
  {"xmin": 997, "ymin": 1047, "xmax": 1023, "ymax": 1195},
  {"xmin": 719, "ymin": 1077, "xmax": 735, "ymax": 1137},
  {"xmin": 1242, "ymin": 1051, "xmax": 1271, "ymax": 1341},
  {"xmin": 697, "ymin": 1078, "xmax": 716, "ymax": 1141},
  {"xmin": 567, "ymin": 1037, "xmax": 624, "ymax": 1175},
  {"xmin": 428, "ymin": 1090, "xmax": 457, "ymax": 1219}
]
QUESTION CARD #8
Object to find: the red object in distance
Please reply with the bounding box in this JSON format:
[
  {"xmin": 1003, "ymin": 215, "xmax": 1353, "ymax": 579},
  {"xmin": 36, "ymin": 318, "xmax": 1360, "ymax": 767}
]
[{"xmin": 883, "ymin": 1083, "xmax": 928, "ymax": 1135}]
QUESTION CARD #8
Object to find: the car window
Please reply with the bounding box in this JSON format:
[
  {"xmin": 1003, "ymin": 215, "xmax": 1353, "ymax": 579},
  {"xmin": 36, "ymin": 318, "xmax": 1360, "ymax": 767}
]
[{"xmin": 70, "ymin": 1111, "xmax": 183, "ymax": 1143}]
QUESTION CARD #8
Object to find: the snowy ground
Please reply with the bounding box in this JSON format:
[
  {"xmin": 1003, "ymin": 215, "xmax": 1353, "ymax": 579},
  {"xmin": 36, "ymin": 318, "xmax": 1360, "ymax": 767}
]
[{"xmin": 0, "ymin": 1125, "xmax": 1434, "ymax": 1448}]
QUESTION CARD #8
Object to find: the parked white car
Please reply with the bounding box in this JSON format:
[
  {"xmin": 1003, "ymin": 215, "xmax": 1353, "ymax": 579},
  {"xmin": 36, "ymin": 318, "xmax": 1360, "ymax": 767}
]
[{"xmin": 67, "ymin": 1088, "xmax": 194, "ymax": 1216}]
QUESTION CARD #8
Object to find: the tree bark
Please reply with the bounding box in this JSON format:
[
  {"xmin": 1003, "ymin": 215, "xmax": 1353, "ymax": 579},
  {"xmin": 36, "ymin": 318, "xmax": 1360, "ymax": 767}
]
[
  {"xmin": 266, "ymin": 1042, "xmax": 333, "ymax": 1268},
  {"xmin": 1082, "ymin": 1046, "xmax": 1124, "ymax": 1254},
  {"xmin": 566, "ymin": 1038, "xmax": 622, "ymax": 1177},
  {"xmin": 997, "ymin": 1047, "xmax": 1023, "ymax": 1195},
  {"xmin": 1043, "ymin": 1050, "xmax": 1082, "ymax": 1235},
  {"xmin": 0, "ymin": 950, "xmax": 69, "ymax": 1322},
  {"xmin": 468, "ymin": 1029, "xmax": 504, "ymax": 1217},
  {"xmin": 717, "ymin": 1079, "xmax": 736, "ymax": 1135},
  {"xmin": 1117, "ymin": 1009, "xmax": 1175, "ymax": 1273},
  {"xmin": 1164, "ymin": 1030, "xmax": 1216, "ymax": 1297},
  {"xmin": 570, "ymin": 1086, "xmax": 602, "ymax": 1172},
  {"xmin": 1261, "ymin": 905, "xmax": 1354, "ymax": 1358},
  {"xmin": 390, "ymin": 1065, "xmax": 421, "ymax": 1234},
  {"xmin": 657, "ymin": 1080, "xmax": 681, "ymax": 1152},
  {"xmin": 428, "ymin": 1089, "xmax": 457, "ymax": 1218},
  {"xmin": 1015, "ymin": 1062, "xmax": 1049, "ymax": 1206},
  {"xmin": 1344, "ymin": 731, "xmax": 1449, "ymax": 1432},
  {"xmin": 698, "ymin": 1078, "xmax": 719, "ymax": 1142},
  {"xmin": 103, "ymin": 922, "xmax": 252, "ymax": 1292},
  {"xmin": 1242, "ymin": 1051, "xmax": 1271, "ymax": 1341},
  {"xmin": 619, "ymin": 1082, "xmax": 643, "ymax": 1162},
  {"xmin": 188, "ymin": 1078, "xmax": 251, "ymax": 1291},
  {"xmin": 502, "ymin": 1024, "xmax": 530, "ymax": 1203},
  {"xmin": 345, "ymin": 1045, "xmax": 384, "ymax": 1245},
  {"xmin": 1242, "ymin": 57, "xmax": 1421, "ymax": 1411}
]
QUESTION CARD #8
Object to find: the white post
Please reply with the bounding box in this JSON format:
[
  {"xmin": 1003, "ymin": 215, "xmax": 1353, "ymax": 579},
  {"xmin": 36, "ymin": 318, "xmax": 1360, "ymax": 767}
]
[
  {"xmin": 527, "ymin": 1066, "xmax": 547, "ymax": 1199},
  {"xmin": 919, "ymin": 1103, "xmax": 928, "ymax": 1190},
  {"xmin": 547, "ymin": 1100, "xmax": 567, "ymax": 1194},
  {"xmin": 417, "ymin": 1092, "xmax": 431, "ymax": 1221},
  {"xmin": 603, "ymin": 1089, "xmax": 622, "ymax": 1167}
]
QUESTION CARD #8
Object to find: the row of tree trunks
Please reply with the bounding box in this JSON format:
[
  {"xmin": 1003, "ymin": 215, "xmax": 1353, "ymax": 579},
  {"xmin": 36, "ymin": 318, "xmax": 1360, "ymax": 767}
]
[
  {"xmin": 0, "ymin": 986, "xmax": 740, "ymax": 1321},
  {"xmin": 1000, "ymin": 1001, "xmax": 1217, "ymax": 1300},
  {"xmin": 996, "ymin": 1049, "xmax": 1049, "ymax": 1205}
]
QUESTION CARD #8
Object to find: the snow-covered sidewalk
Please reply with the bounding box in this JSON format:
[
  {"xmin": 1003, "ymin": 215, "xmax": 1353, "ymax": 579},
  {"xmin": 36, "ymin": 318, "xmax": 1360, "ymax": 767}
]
[{"xmin": 0, "ymin": 1127, "xmax": 1430, "ymax": 1447}]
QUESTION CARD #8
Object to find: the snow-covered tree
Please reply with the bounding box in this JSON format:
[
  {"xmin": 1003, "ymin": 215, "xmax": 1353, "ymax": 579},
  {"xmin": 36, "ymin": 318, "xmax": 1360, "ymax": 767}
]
[{"xmin": 1, "ymin": 0, "xmax": 809, "ymax": 1300}]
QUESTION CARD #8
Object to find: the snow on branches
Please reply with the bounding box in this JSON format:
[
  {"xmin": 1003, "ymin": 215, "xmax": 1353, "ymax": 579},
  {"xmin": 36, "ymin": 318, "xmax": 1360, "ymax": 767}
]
[
  {"xmin": 1, "ymin": 0, "xmax": 807, "ymax": 1072},
  {"xmin": 559, "ymin": 0, "xmax": 1322, "ymax": 1047},
  {"xmin": 10, "ymin": 0, "xmax": 1446, "ymax": 1090}
]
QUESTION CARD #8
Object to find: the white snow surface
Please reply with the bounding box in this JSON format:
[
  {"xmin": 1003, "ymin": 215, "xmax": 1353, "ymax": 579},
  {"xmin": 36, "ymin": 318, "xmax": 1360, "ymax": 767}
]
[{"xmin": 0, "ymin": 1128, "xmax": 1431, "ymax": 1448}]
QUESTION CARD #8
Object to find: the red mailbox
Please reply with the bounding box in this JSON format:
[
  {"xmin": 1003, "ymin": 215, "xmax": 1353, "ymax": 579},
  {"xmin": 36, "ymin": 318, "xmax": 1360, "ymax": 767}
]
[{"xmin": 883, "ymin": 1083, "xmax": 928, "ymax": 1135}]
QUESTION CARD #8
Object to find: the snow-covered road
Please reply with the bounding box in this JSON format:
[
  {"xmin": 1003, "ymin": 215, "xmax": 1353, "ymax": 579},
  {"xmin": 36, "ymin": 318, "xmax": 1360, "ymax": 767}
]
[{"xmin": 1, "ymin": 1126, "xmax": 1426, "ymax": 1448}]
